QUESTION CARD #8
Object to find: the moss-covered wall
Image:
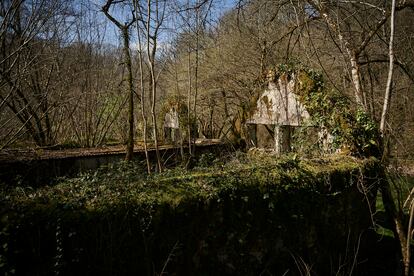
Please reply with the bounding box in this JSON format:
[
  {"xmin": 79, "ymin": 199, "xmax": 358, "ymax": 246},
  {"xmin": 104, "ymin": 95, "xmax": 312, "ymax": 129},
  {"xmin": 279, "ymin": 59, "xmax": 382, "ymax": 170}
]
[
  {"xmin": 0, "ymin": 155, "xmax": 380, "ymax": 275},
  {"xmin": 0, "ymin": 143, "xmax": 226, "ymax": 187}
]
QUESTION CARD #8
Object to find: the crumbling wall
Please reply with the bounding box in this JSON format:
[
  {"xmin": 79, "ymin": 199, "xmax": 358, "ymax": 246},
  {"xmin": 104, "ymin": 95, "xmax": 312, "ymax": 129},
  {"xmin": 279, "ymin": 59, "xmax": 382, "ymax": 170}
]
[
  {"xmin": 164, "ymin": 107, "xmax": 180, "ymax": 142},
  {"xmin": 246, "ymin": 72, "xmax": 312, "ymax": 153}
]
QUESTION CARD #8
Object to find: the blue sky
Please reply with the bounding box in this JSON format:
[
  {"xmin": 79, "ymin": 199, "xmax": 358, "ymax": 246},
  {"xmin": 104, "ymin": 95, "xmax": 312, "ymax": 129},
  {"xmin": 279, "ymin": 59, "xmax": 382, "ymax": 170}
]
[{"xmin": 88, "ymin": 0, "xmax": 238, "ymax": 48}]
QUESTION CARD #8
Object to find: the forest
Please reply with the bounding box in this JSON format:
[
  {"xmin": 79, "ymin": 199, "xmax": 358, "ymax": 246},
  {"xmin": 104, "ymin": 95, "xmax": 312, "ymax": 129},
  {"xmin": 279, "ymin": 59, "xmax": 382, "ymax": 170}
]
[{"xmin": 1, "ymin": 0, "xmax": 414, "ymax": 275}]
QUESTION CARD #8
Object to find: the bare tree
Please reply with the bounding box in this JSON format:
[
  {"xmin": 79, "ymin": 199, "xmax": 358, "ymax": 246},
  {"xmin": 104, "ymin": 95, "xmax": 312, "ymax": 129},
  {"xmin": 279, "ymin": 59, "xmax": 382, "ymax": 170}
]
[
  {"xmin": 136, "ymin": 0, "xmax": 167, "ymax": 172},
  {"xmin": 133, "ymin": 0, "xmax": 151, "ymax": 173},
  {"xmin": 174, "ymin": 0, "xmax": 213, "ymax": 155},
  {"xmin": 102, "ymin": 0, "xmax": 137, "ymax": 161},
  {"xmin": 379, "ymin": 0, "xmax": 412, "ymax": 274},
  {"xmin": 306, "ymin": 0, "xmax": 414, "ymax": 111},
  {"xmin": 55, "ymin": 0, "xmax": 126, "ymax": 148},
  {"xmin": 0, "ymin": 0, "xmax": 76, "ymax": 148}
]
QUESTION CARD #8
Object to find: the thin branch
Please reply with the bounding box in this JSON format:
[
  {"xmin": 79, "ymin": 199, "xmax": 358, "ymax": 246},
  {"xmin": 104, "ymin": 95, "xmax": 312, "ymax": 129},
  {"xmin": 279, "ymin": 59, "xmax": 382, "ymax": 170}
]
[{"xmin": 176, "ymin": 0, "xmax": 210, "ymax": 12}]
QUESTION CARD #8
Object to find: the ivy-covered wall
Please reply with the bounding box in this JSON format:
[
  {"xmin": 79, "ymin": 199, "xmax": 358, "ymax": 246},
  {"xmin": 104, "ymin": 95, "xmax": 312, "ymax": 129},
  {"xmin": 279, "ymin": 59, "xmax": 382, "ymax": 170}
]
[
  {"xmin": 0, "ymin": 154, "xmax": 379, "ymax": 275},
  {"xmin": 245, "ymin": 61, "xmax": 380, "ymax": 157}
]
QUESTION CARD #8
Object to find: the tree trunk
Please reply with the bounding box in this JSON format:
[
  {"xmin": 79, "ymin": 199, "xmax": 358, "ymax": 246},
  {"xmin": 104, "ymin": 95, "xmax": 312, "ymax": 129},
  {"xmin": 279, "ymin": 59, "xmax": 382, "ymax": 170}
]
[
  {"xmin": 146, "ymin": 0, "xmax": 162, "ymax": 172},
  {"xmin": 378, "ymin": 0, "xmax": 410, "ymax": 274},
  {"xmin": 187, "ymin": 44, "xmax": 192, "ymax": 156},
  {"xmin": 380, "ymin": 0, "xmax": 396, "ymax": 136},
  {"xmin": 150, "ymin": 71, "xmax": 162, "ymax": 172},
  {"xmin": 381, "ymin": 175, "xmax": 409, "ymax": 275},
  {"xmin": 122, "ymin": 27, "xmax": 134, "ymax": 161},
  {"xmin": 134, "ymin": 2, "xmax": 151, "ymax": 173},
  {"xmin": 102, "ymin": 0, "xmax": 137, "ymax": 161},
  {"xmin": 192, "ymin": 3, "xmax": 200, "ymax": 154},
  {"xmin": 349, "ymin": 54, "xmax": 365, "ymax": 109}
]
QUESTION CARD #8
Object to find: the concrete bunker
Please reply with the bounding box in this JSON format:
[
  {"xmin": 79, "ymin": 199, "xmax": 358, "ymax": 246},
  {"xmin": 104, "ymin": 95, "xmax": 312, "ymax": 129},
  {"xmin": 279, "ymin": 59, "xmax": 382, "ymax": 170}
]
[
  {"xmin": 162, "ymin": 96, "xmax": 196, "ymax": 144},
  {"xmin": 246, "ymin": 70, "xmax": 329, "ymax": 153},
  {"xmin": 164, "ymin": 106, "xmax": 180, "ymax": 143}
]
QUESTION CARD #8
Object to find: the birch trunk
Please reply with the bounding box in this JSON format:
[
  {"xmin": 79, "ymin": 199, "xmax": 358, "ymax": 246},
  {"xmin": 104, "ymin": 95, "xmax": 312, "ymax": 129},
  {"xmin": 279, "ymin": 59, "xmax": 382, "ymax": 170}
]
[
  {"xmin": 380, "ymin": 0, "xmax": 396, "ymax": 135},
  {"xmin": 134, "ymin": 1, "xmax": 151, "ymax": 173},
  {"xmin": 146, "ymin": 0, "xmax": 162, "ymax": 172},
  {"xmin": 350, "ymin": 54, "xmax": 365, "ymax": 109},
  {"xmin": 378, "ymin": 0, "xmax": 411, "ymax": 274}
]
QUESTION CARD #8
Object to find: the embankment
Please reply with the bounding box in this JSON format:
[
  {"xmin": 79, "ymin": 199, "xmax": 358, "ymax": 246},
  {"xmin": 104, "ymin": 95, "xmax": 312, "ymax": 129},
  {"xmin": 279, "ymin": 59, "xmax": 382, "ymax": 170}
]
[{"xmin": 0, "ymin": 154, "xmax": 381, "ymax": 275}]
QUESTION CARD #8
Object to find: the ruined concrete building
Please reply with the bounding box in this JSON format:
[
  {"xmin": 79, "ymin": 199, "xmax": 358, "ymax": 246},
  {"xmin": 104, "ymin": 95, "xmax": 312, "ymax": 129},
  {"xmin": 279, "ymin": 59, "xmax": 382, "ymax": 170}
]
[
  {"xmin": 164, "ymin": 107, "xmax": 180, "ymax": 143},
  {"xmin": 246, "ymin": 70, "xmax": 312, "ymax": 153}
]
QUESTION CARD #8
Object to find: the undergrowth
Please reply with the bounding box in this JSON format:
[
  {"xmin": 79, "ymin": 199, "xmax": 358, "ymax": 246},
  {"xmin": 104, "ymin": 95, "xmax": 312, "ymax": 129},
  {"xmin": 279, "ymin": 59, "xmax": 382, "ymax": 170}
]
[
  {"xmin": 0, "ymin": 152, "xmax": 380, "ymax": 275},
  {"xmin": 1, "ymin": 153, "xmax": 376, "ymax": 211}
]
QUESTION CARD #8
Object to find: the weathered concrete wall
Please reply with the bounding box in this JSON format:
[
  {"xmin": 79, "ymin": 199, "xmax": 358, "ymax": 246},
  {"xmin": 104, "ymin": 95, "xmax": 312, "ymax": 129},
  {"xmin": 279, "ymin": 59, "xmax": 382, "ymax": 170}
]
[
  {"xmin": 247, "ymin": 74, "xmax": 310, "ymax": 126},
  {"xmin": 0, "ymin": 143, "xmax": 226, "ymax": 187},
  {"xmin": 246, "ymin": 73, "xmax": 315, "ymax": 153},
  {"xmin": 164, "ymin": 108, "xmax": 179, "ymax": 129}
]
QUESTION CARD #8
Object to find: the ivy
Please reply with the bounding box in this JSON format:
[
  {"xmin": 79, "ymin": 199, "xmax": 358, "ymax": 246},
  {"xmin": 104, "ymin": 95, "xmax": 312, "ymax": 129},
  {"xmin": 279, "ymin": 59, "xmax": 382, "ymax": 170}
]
[{"xmin": 266, "ymin": 61, "xmax": 380, "ymax": 157}]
